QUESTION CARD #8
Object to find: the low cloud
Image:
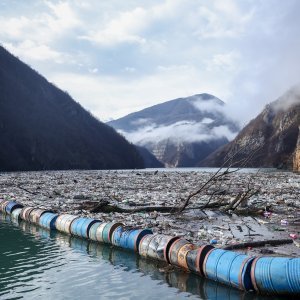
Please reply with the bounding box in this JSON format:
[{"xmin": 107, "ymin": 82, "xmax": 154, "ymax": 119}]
[
  {"xmin": 272, "ymin": 84, "xmax": 300, "ymax": 112},
  {"xmin": 119, "ymin": 120, "xmax": 237, "ymax": 145}
]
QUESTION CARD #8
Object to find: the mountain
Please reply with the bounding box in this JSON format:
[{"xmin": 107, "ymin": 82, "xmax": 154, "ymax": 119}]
[
  {"xmin": 108, "ymin": 94, "xmax": 239, "ymax": 167},
  {"xmin": 294, "ymin": 128, "xmax": 300, "ymax": 172},
  {"xmin": 135, "ymin": 146, "xmax": 164, "ymax": 168},
  {"xmin": 200, "ymin": 86, "xmax": 300, "ymax": 170},
  {"xmin": 0, "ymin": 46, "xmax": 144, "ymax": 171}
]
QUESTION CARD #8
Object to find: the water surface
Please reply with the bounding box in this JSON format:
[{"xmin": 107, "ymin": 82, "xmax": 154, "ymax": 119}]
[{"xmin": 0, "ymin": 215, "xmax": 281, "ymax": 299}]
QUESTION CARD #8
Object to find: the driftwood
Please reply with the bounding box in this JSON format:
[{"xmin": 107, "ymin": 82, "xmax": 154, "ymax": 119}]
[
  {"xmin": 78, "ymin": 200, "xmax": 230, "ymax": 214},
  {"xmin": 223, "ymin": 238, "xmax": 293, "ymax": 250}
]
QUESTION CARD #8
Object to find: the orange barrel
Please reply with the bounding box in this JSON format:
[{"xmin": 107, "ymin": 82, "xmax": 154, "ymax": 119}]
[
  {"xmin": 55, "ymin": 214, "xmax": 79, "ymax": 234},
  {"xmin": 0, "ymin": 200, "xmax": 10, "ymax": 213},
  {"xmin": 101, "ymin": 222, "xmax": 124, "ymax": 244},
  {"xmin": 20, "ymin": 207, "xmax": 35, "ymax": 221},
  {"xmin": 186, "ymin": 245, "xmax": 215, "ymax": 276},
  {"xmin": 28, "ymin": 208, "xmax": 49, "ymax": 224},
  {"xmin": 139, "ymin": 234, "xmax": 180, "ymax": 263},
  {"xmin": 168, "ymin": 238, "xmax": 196, "ymax": 270},
  {"xmin": 89, "ymin": 222, "xmax": 108, "ymax": 242}
]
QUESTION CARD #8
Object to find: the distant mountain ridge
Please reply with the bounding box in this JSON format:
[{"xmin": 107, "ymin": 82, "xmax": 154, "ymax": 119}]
[
  {"xmin": 200, "ymin": 86, "xmax": 300, "ymax": 169},
  {"xmin": 0, "ymin": 46, "xmax": 144, "ymax": 171},
  {"xmin": 108, "ymin": 94, "xmax": 239, "ymax": 167}
]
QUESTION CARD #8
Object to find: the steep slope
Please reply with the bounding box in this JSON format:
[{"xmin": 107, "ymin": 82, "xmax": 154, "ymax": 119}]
[
  {"xmin": 0, "ymin": 46, "xmax": 143, "ymax": 171},
  {"xmin": 293, "ymin": 126, "xmax": 300, "ymax": 172},
  {"xmin": 200, "ymin": 87, "xmax": 300, "ymax": 169},
  {"xmin": 135, "ymin": 146, "xmax": 164, "ymax": 168},
  {"xmin": 108, "ymin": 94, "xmax": 238, "ymax": 167}
]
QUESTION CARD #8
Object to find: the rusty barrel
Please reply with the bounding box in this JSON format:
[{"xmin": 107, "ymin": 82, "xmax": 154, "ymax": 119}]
[
  {"xmin": 4, "ymin": 201, "xmax": 23, "ymax": 214},
  {"xmin": 112, "ymin": 226, "xmax": 153, "ymax": 252},
  {"xmin": 203, "ymin": 248, "xmax": 254, "ymax": 291},
  {"xmin": 55, "ymin": 214, "xmax": 79, "ymax": 234},
  {"xmin": 28, "ymin": 208, "xmax": 49, "ymax": 224},
  {"xmin": 101, "ymin": 222, "xmax": 124, "ymax": 244},
  {"xmin": 251, "ymin": 256, "xmax": 300, "ymax": 294},
  {"xmin": 89, "ymin": 222, "xmax": 108, "ymax": 242},
  {"xmin": 11, "ymin": 207, "xmax": 23, "ymax": 221},
  {"xmin": 139, "ymin": 234, "xmax": 180, "ymax": 262},
  {"xmin": 20, "ymin": 207, "xmax": 35, "ymax": 221},
  {"xmin": 0, "ymin": 200, "xmax": 10, "ymax": 213},
  {"xmin": 70, "ymin": 217, "xmax": 101, "ymax": 239},
  {"xmin": 186, "ymin": 244, "xmax": 215, "ymax": 276},
  {"xmin": 168, "ymin": 238, "xmax": 196, "ymax": 270}
]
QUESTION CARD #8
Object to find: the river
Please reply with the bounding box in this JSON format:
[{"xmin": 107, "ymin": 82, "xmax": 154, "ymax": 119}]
[{"xmin": 0, "ymin": 215, "xmax": 283, "ymax": 300}]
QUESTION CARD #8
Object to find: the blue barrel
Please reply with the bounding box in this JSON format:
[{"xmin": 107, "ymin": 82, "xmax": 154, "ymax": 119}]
[
  {"xmin": 5, "ymin": 201, "xmax": 23, "ymax": 214},
  {"xmin": 11, "ymin": 207, "xmax": 23, "ymax": 221},
  {"xmin": 203, "ymin": 249, "xmax": 254, "ymax": 291},
  {"xmin": 39, "ymin": 212, "xmax": 58, "ymax": 230},
  {"xmin": 70, "ymin": 217, "xmax": 101, "ymax": 239},
  {"xmin": 112, "ymin": 227, "xmax": 153, "ymax": 252},
  {"xmin": 102, "ymin": 222, "xmax": 123, "ymax": 244},
  {"xmin": 251, "ymin": 256, "xmax": 300, "ymax": 294}
]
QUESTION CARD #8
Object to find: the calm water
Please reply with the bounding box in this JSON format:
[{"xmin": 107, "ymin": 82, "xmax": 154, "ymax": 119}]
[{"xmin": 0, "ymin": 215, "xmax": 281, "ymax": 300}]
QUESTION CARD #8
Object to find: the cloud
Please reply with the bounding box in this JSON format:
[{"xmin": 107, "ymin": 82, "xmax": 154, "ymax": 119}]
[
  {"xmin": 118, "ymin": 121, "xmax": 236, "ymax": 146},
  {"xmin": 272, "ymin": 84, "xmax": 300, "ymax": 112},
  {"xmin": 4, "ymin": 40, "xmax": 64, "ymax": 62},
  {"xmin": 1, "ymin": 0, "xmax": 300, "ymax": 126}
]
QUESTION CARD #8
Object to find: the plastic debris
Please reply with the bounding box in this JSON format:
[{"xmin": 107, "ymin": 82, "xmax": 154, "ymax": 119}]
[{"xmin": 289, "ymin": 233, "xmax": 298, "ymax": 239}]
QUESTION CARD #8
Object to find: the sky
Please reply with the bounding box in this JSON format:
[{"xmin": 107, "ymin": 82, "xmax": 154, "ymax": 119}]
[{"xmin": 1, "ymin": 0, "xmax": 300, "ymax": 125}]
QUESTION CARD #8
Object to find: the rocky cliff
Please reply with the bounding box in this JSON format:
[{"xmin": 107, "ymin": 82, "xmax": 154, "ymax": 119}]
[
  {"xmin": 108, "ymin": 94, "xmax": 238, "ymax": 167},
  {"xmin": 200, "ymin": 87, "xmax": 300, "ymax": 169},
  {"xmin": 293, "ymin": 127, "xmax": 300, "ymax": 172}
]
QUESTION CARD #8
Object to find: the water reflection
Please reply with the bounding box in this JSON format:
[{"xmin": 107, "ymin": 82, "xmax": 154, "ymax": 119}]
[{"xmin": 0, "ymin": 214, "xmax": 283, "ymax": 300}]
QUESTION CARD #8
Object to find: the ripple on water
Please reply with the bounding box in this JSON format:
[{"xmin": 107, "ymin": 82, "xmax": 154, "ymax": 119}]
[{"xmin": 0, "ymin": 217, "xmax": 262, "ymax": 300}]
